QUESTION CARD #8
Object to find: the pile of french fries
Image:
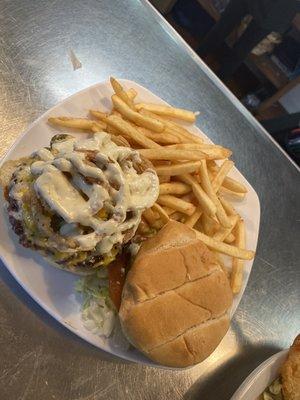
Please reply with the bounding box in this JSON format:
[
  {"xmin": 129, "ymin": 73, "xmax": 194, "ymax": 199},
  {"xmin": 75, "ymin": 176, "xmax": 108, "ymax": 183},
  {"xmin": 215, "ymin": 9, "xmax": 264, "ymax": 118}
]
[{"xmin": 48, "ymin": 77, "xmax": 255, "ymax": 294}]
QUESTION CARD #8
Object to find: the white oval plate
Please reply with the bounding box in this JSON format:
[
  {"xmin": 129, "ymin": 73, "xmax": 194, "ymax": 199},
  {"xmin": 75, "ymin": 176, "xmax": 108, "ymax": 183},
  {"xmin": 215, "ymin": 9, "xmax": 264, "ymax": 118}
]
[
  {"xmin": 231, "ymin": 350, "xmax": 288, "ymax": 400},
  {"xmin": 0, "ymin": 79, "xmax": 260, "ymax": 367}
]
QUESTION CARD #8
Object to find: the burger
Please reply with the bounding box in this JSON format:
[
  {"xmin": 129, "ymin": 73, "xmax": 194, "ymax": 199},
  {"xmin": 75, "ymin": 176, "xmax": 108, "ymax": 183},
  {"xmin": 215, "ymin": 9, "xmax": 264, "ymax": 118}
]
[
  {"xmin": 119, "ymin": 221, "xmax": 233, "ymax": 367},
  {"xmin": 0, "ymin": 132, "xmax": 159, "ymax": 274}
]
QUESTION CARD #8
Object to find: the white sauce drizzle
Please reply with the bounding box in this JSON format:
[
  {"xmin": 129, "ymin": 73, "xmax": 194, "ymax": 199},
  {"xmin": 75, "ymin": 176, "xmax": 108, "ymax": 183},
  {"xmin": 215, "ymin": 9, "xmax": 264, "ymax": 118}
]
[{"xmin": 30, "ymin": 132, "xmax": 159, "ymax": 252}]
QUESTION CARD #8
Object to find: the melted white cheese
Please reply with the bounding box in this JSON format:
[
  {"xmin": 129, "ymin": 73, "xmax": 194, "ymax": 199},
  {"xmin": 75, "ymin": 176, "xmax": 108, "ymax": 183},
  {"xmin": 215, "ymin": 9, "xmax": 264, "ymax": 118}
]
[{"xmin": 30, "ymin": 132, "xmax": 159, "ymax": 252}]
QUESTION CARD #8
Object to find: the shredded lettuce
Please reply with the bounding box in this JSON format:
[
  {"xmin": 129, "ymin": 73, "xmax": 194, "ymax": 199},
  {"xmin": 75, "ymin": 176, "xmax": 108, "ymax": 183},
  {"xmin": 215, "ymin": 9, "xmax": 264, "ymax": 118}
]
[{"xmin": 76, "ymin": 270, "xmax": 116, "ymax": 338}]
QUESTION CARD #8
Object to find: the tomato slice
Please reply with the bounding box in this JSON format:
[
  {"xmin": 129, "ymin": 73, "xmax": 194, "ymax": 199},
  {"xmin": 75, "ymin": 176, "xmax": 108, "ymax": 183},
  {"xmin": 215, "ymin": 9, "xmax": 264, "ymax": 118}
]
[{"xmin": 108, "ymin": 253, "xmax": 127, "ymax": 311}]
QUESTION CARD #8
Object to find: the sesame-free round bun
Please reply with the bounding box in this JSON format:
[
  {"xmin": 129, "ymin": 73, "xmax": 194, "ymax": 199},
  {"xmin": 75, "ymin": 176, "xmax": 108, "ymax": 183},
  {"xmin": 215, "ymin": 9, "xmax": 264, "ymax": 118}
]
[{"xmin": 119, "ymin": 221, "xmax": 233, "ymax": 367}]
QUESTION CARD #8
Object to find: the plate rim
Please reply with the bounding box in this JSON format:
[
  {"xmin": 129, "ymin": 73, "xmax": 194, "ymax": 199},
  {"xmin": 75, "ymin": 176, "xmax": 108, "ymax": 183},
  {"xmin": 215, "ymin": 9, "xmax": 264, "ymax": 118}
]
[{"xmin": 230, "ymin": 349, "xmax": 288, "ymax": 399}]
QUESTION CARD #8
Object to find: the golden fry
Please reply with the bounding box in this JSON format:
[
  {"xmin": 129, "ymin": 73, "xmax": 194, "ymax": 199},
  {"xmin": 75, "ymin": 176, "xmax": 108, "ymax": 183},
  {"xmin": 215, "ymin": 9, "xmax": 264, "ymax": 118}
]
[
  {"xmin": 152, "ymin": 203, "xmax": 170, "ymax": 224},
  {"xmin": 224, "ymin": 233, "xmax": 235, "ymax": 244},
  {"xmin": 166, "ymin": 143, "xmax": 232, "ymax": 159},
  {"xmin": 157, "ymin": 195, "xmax": 196, "ymax": 216},
  {"xmin": 213, "ymin": 214, "xmax": 239, "ymax": 242},
  {"xmin": 163, "ymin": 206, "xmax": 176, "ymax": 215},
  {"xmin": 169, "ymin": 211, "xmax": 186, "ymax": 222},
  {"xmin": 158, "ymin": 175, "xmax": 171, "ymax": 184},
  {"xmin": 143, "ymin": 208, "xmax": 158, "ymax": 225},
  {"xmin": 179, "ymin": 174, "xmax": 216, "ymax": 217},
  {"xmin": 159, "ymin": 182, "xmax": 191, "ymax": 195},
  {"xmin": 199, "ymin": 160, "xmax": 231, "ymax": 228},
  {"xmin": 110, "ymin": 77, "xmax": 136, "ymax": 110},
  {"xmin": 208, "ymin": 161, "xmax": 247, "ymax": 193},
  {"xmin": 126, "ymin": 88, "xmax": 138, "ymax": 100},
  {"xmin": 135, "ymin": 126, "xmax": 181, "ymax": 145},
  {"xmin": 231, "ymin": 219, "xmax": 246, "ymax": 293},
  {"xmin": 105, "ymin": 115, "xmax": 159, "ymax": 149},
  {"xmin": 219, "ymin": 186, "xmax": 246, "ymax": 199},
  {"xmin": 219, "ymin": 197, "xmax": 238, "ymax": 216},
  {"xmin": 48, "ymin": 117, "xmax": 94, "ymax": 130},
  {"xmin": 155, "ymin": 161, "xmax": 202, "ymax": 176},
  {"xmin": 135, "ymin": 102, "xmax": 196, "ymax": 122},
  {"xmin": 91, "ymin": 121, "xmax": 107, "ymax": 132},
  {"xmin": 184, "ymin": 208, "xmax": 202, "ymax": 228},
  {"xmin": 193, "ymin": 229, "xmax": 253, "ymax": 260},
  {"xmin": 212, "ymin": 160, "xmax": 234, "ymax": 192},
  {"xmin": 201, "ymin": 214, "xmax": 220, "ymax": 236},
  {"xmin": 139, "ymin": 109, "xmax": 203, "ymax": 144},
  {"xmin": 223, "ymin": 176, "xmax": 247, "ymax": 193},
  {"xmin": 138, "ymin": 148, "xmax": 206, "ymax": 161},
  {"xmin": 89, "ymin": 110, "xmax": 108, "ymax": 121},
  {"xmin": 112, "ymin": 95, "xmax": 164, "ymax": 132}
]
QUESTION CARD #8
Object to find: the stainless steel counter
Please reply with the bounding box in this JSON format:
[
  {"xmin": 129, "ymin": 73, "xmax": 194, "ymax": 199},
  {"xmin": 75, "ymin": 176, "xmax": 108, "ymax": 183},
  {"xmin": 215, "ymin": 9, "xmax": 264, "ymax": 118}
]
[{"xmin": 0, "ymin": 1, "xmax": 299, "ymax": 399}]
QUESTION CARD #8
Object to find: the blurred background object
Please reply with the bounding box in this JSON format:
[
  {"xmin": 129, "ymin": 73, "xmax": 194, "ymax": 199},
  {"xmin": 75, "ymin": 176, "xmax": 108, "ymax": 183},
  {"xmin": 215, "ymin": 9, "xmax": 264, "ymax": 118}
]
[{"xmin": 150, "ymin": 0, "xmax": 300, "ymax": 166}]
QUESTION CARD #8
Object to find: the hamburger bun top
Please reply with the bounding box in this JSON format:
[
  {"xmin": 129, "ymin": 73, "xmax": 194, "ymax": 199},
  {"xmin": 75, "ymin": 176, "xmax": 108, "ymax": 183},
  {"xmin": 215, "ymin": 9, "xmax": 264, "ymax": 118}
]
[{"xmin": 119, "ymin": 221, "xmax": 233, "ymax": 367}]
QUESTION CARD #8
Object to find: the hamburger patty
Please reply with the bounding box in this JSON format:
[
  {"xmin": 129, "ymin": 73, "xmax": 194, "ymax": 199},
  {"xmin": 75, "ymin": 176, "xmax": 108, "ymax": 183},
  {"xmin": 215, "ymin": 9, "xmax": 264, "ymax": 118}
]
[
  {"xmin": 4, "ymin": 155, "xmax": 118, "ymax": 273},
  {"xmin": 1, "ymin": 133, "xmax": 158, "ymax": 274}
]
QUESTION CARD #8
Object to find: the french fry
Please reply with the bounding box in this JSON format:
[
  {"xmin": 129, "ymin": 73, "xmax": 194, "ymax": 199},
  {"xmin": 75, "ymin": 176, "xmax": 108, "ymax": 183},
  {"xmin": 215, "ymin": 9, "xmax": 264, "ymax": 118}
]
[
  {"xmin": 135, "ymin": 103, "xmax": 196, "ymax": 123},
  {"xmin": 201, "ymin": 214, "xmax": 220, "ymax": 236},
  {"xmin": 159, "ymin": 182, "xmax": 191, "ymax": 195},
  {"xmin": 137, "ymin": 218, "xmax": 151, "ymax": 235},
  {"xmin": 231, "ymin": 219, "xmax": 246, "ymax": 293},
  {"xmin": 90, "ymin": 110, "xmax": 109, "ymax": 121},
  {"xmin": 179, "ymin": 174, "xmax": 216, "ymax": 217},
  {"xmin": 213, "ymin": 214, "xmax": 239, "ymax": 242},
  {"xmin": 162, "ymin": 206, "xmax": 176, "ymax": 215},
  {"xmin": 135, "ymin": 126, "xmax": 181, "ymax": 145},
  {"xmin": 105, "ymin": 115, "xmax": 159, "ymax": 149},
  {"xmin": 110, "ymin": 77, "xmax": 136, "ymax": 110},
  {"xmin": 184, "ymin": 208, "xmax": 202, "ymax": 228},
  {"xmin": 224, "ymin": 233, "xmax": 235, "ymax": 244},
  {"xmin": 152, "ymin": 203, "xmax": 170, "ymax": 224},
  {"xmin": 199, "ymin": 160, "xmax": 231, "ymax": 228},
  {"xmin": 91, "ymin": 121, "xmax": 107, "ymax": 132},
  {"xmin": 48, "ymin": 117, "xmax": 95, "ymax": 130},
  {"xmin": 169, "ymin": 211, "xmax": 185, "ymax": 222},
  {"xmin": 126, "ymin": 88, "xmax": 138, "ymax": 100},
  {"xmin": 219, "ymin": 197, "xmax": 238, "ymax": 216},
  {"xmin": 152, "ymin": 219, "xmax": 165, "ymax": 230},
  {"xmin": 165, "ymin": 143, "xmax": 232, "ymax": 160},
  {"xmin": 219, "ymin": 186, "xmax": 246, "ymax": 200},
  {"xmin": 111, "ymin": 95, "xmax": 164, "ymax": 132},
  {"xmin": 139, "ymin": 109, "xmax": 203, "ymax": 144},
  {"xmin": 180, "ymin": 192, "xmax": 197, "ymax": 204},
  {"xmin": 110, "ymin": 135, "xmax": 131, "ymax": 147},
  {"xmin": 155, "ymin": 161, "xmax": 202, "ymax": 176},
  {"xmin": 138, "ymin": 148, "xmax": 206, "ymax": 161},
  {"xmin": 193, "ymin": 229, "xmax": 254, "ymax": 260},
  {"xmin": 212, "ymin": 160, "xmax": 234, "ymax": 192},
  {"xmin": 143, "ymin": 208, "xmax": 158, "ymax": 225},
  {"xmin": 223, "ymin": 176, "xmax": 247, "ymax": 193},
  {"xmin": 158, "ymin": 175, "xmax": 171, "ymax": 184},
  {"xmin": 208, "ymin": 161, "xmax": 247, "ymax": 193},
  {"xmin": 157, "ymin": 195, "xmax": 196, "ymax": 216}
]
